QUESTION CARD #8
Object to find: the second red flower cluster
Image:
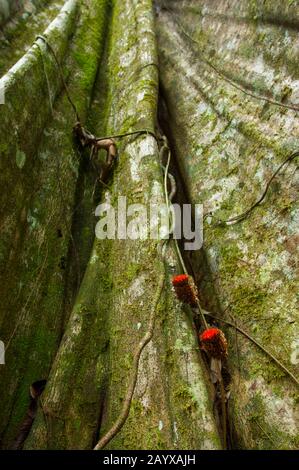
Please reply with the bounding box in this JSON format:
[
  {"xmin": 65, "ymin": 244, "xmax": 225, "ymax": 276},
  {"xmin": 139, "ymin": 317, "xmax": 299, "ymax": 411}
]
[{"xmin": 172, "ymin": 274, "xmax": 227, "ymax": 359}]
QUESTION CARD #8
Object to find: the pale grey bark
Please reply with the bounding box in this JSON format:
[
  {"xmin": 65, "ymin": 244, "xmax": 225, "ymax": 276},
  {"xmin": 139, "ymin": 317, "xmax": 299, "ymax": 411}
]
[
  {"xmin": 25, "ymin": 0, "xmax": 221, "ymax": 450},
  {"xmin": 157, "ymin": 0, "xmax": 299, "ymax": 449},
  {"xmin": 0, "ymin": 0, "xmax": 298, "ymax": 451}
]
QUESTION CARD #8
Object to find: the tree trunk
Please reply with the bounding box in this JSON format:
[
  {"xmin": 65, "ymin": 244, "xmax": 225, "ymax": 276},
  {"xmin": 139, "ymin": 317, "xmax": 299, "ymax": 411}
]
[
  {"xmin": 0, "ymin": 0, "xmax": 298, "ymax": 450},
  {"xmin": 157, "ymin": 0, "xmax": 299, "ymax": 449}
]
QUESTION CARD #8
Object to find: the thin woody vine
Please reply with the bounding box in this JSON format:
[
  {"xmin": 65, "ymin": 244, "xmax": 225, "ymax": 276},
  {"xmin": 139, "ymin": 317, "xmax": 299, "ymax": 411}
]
[{"xmin": 26, "ymin": 33, "xmax": 299, "ymax": 452}]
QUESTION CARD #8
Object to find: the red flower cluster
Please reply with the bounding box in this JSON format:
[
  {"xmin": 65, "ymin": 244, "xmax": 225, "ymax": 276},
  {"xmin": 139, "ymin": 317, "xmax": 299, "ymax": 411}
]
[
  {"xmin": 172, "ymin": 274, "xmax": 198, "ymax": 307},
  {"xmin": 172, "ymin": 274, "xmax": 189, "ymax": 286},
  {"xmin": 201, "ymin": 327, "xmax": 220, "ymax": 341},
  {"xmin": 200, "ymin": 327, "xmax": 228, "ymax": 359}
]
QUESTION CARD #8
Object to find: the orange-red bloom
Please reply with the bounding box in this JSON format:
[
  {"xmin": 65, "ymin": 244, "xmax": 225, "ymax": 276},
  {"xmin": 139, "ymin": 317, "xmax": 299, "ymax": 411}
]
[
  {"xmin": 200, "ymin": 327, "xmax": 228, "ymax": 359},
  {"xmin": 201, "ymin": 327, "xmax": 220, "ymax": 341},
  {"xmin": 172, "ymin": 274, "xmax": 189, "ymax": 286},
  {"xmin": 172, "ymin": 274, "xmax": 198, "ymax": 307}
]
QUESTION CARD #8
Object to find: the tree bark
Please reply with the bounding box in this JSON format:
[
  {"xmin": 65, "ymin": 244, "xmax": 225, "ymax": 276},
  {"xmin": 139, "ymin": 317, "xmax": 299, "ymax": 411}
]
[
  {"xmin": 157, "ymin": 0, "xmax": 299, "ymax": 449},
  {"xmin": 0, "ymin": 0, "xmax": 298, "ymax": 451},
  {"xmin": 0, "ymin": 0, "xmax": 109, "ymax": 448}
]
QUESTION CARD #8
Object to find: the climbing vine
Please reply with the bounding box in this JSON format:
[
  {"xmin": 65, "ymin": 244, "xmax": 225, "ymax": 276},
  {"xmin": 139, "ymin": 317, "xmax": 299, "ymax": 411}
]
[{"xmin": 25, "ymin": 20, "xmax": 299, "ymax": 451}]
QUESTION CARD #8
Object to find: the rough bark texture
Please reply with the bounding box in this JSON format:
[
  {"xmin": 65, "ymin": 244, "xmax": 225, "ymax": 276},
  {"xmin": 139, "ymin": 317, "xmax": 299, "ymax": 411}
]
[
  {"xmin": 157, "ymin": 0, "xmax": 299, "ymax": 450},
  {"xmin": 24, "ymin": 0, "xmax": 221, "ymax": 451},
  {"xmin": 0, "ymin": 1, "xmax": 65, "ymax": 77},
  {"xmin": 0, "ymin": 0, "xmax": 298, "ymax": 451},
  {"xmin": 0, "ymin": 0, "xmax": 109, "ymax": 448}
]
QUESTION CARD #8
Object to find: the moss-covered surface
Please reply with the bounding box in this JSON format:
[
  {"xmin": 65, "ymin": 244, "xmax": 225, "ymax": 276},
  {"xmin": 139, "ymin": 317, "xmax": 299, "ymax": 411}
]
[
  {"xmin": 0, "ymin": 1, "xmax": 63, "ymax": 77},
  {"xmin": 92, "ymin": 0, "xmax": 220, "ymax": 450},
  {"xmin": 0, "ymin": 0, "xmax": 79, "ymax": 300},
  {"xmin": 2, "ymin": 0, "xmax": 296, "ymax": 451},
  {"xmin": 0, "ymin": 0, "xmax": 109, "ymax": 448},
  {"xmin": 157, "ymin": 0, "xmax": 299, "ymax": 449},
  {"xmin": 24, "ymin": 0, "xmax": 221, "ymax": 450}
]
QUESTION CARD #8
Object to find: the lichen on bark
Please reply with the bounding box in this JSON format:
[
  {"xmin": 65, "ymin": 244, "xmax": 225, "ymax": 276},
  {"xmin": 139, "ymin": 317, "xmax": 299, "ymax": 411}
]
[
  {"xmin": 157, "ymin": 0, "xmax": 299, "ymax": 449},
  {"xmin": 24, "ymin": 0, "xmax": 222, "ymax": 450},
  {"xmin": 1, "ymin": 0, "xmax": 298, "ymax": 451},
  {"xmin": 0, "ymin": 0, "xmax": 109, "ymax": 449}
]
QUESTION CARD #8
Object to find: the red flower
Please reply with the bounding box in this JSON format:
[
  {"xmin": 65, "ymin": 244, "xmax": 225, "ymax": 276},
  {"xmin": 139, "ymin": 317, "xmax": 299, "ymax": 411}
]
[
  {"xmin": 201, "ymin": 327, "xmax": 220, "ymax": 341},
  {"xmin": 172, "ymin": 274, "xmax": 189, "ymax": 286},
  {"xmin": 172, "ymin": 274, "xmax": 198, "ymax": 307},
  {"xmin": 200, "ymin": 327, "xmax": 228, "ymax": 359}
]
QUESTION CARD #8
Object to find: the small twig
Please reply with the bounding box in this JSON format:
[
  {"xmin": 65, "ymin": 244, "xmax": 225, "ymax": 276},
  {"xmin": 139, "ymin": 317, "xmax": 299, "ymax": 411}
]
[
  {"xmin": 254, "ymin": 419, "xmax": 276, "ymax": 445},
  {"xmin": 161, "ymin": 136, "xmax": 209, "ymax": 329},
  {"xmin": 35, "ymin": 36, "xmax": 159, "ymax": 149},
  {"xmin": 94, "ymin": 128, "xmax": 158, "ymax": 142},
  {"xmin": 35, "ymin": 35, "xmax": 80, "ymax": 121},
  {"xmin": 162, "ymin": 7, "xmax": 299, "ymax": 113},
  {"xmin": 93, "ymin": 266, "xmax": 166, "ymax": 450},
  {"xmin": 219, "ymin": 150, "xmax": 299, "ymax": 225},
  {"xmin": 205, "ymin": 150, "xmax": 299, "ymax": 226},
  {"xmin": 37, "ymin": 41, "xmax": 81, "ymax": 291},
  {"xmin": 203, "ymin": 311, "xmax": 299, "ymax": 387},
  {"xmin": 161, "ymin": 136, "xmax": 189, "ymax": 275}
]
